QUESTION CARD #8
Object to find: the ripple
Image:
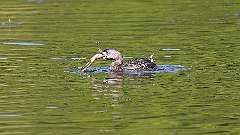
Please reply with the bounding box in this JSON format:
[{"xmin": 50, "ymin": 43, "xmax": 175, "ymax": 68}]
[
  {"xmin": 161, "ymin": 48, "xmax": 181, "ymax": 51},
  {"xmin": 163, "ymin": 56, "xmax": 172, "ymax": 58},
  {"xmin": 0, "ymin": 84, "xmax": 8, "ymax": 87},
  {"xmin": 3, "ymin": 42, "xmax": 44, "ymax": 46},
  {"xmin": 27, "ymin": 0, "xmax": 46, "ymax": 3},
  {"xmin": 70, "ymin": 57, "xmax": 86, "ymax": 60},
  {"xmin": 50, "ymin": 57, "xmax": 64, "ymax": 60},
  {"xmin": 161, "ymin": 55, "xmax": 173, "ymax": 60},
  {"xmin": 123, "ymin": 56, "xmax": 134, "ymax": 59},
  {"xmin": 0, "ymin": 57, "xmax": 8, "ymax": 60},
  {"xmin": 0, "ymin": 112, "xmax": 23, "ymax": 117},
  {"xmin": 225, "ymin": 12, "xmax": 240, "ymax": 17},
  {"xmin": 67, "ymin": 65, "xmax": 188, "ymax": 77},
  {"xmin": 50, "ymin": 56, "xmax": 86, "ymax": 61},
  {"xmin": 46, "ymin": 106, "xmax": 58, "ymax": 109},
  {"xmin": 0, "ymin": 18, "xmax": 22, "ymax": 28}
]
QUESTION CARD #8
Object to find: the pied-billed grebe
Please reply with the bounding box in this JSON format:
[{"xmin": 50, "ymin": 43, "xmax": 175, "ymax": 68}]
[{"xmin": 81, "ymin": 48, "xmax": 156, "ymax": 72}]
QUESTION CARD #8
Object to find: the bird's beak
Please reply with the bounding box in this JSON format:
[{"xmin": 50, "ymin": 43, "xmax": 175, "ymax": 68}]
[{"xmin": 81, "ymin": 53, "xmax": 104, "ymax": 72}]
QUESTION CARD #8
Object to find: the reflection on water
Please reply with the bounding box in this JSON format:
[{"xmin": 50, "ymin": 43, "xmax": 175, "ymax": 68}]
[
  {"xmin": 161, "ymin": 48, "xmax": 181, "ymax": 51},
  {"xmin": 0, "ymin": 0, "xmax": 240, "ymax": 135},
  {"xmin": 69, "ymin": 65, "xmax": 187, "ymax": 110},
  {"xmin": 0, "ymin": 112, "xmax": 23, "ymax": 117},
  {"xmin": 3, "ymin": 42, "xmax": 44, "ymax": 46},
  {"xmin": 50, "ymin": 56, "xmax": 86, "ymax": 61},
  {"xmin": 91, "ymin": 73, "xmax": 124, "ymax": 103},
  {"xmin": 27, "ymin": 0, "xmax": 46, "ymax": 3},
  {"xmin": 68, "ymin": 64, "xmax": 187, "ymax": 75},
  {"xmin": 0, "ymin": 18, "xmax": 22, "ymax": 28}
]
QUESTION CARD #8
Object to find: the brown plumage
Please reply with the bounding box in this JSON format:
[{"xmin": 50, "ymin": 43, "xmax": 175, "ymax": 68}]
[{"xmin": 81, "ymin": 49, "xmax": 156, "ymax": 72}]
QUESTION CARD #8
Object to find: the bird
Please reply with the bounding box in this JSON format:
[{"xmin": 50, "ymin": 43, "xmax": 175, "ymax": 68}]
[{"xmin": 81, "ymin": 48, "xmax": 156, "ymax": 72}]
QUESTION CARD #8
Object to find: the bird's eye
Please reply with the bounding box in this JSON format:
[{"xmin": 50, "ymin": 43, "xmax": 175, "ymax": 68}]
[{"xmin": 101, "ymin": 52, "xmax": 107, "ymax": 59}]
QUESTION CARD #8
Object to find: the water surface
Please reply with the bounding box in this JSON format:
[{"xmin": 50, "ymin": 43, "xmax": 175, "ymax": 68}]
[{"xmin": 0, "ymin": 0, "xmax": 239, "ymax": 135}]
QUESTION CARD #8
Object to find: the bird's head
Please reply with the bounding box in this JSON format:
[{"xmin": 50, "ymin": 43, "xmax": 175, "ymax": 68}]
[{"xmin": 81, "ymin": 48, "xmax": 123, "ymax": 72}]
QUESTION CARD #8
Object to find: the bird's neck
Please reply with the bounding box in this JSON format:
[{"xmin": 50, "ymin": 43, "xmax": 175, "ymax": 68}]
[{"xmin": 110, "ymin": 58, "xmax": 123, "ymax": 71}]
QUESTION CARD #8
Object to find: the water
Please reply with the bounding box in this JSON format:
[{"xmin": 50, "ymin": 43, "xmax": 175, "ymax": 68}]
[
  {"xmin": 3, "ymin": 42, "xmax": 44, "ymax": 46},
  {"xmin": 68, "ymin": 65, "xmax": 187, "ymax": 77},
  {"xmin": 0, "ymin": 0, "xmax": 240, "ymax": 135}
]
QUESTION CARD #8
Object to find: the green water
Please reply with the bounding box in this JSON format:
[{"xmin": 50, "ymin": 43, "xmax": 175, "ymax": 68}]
[{"xmin": 0, "ymin": 0, "xmax": 240, "ymax": 134}]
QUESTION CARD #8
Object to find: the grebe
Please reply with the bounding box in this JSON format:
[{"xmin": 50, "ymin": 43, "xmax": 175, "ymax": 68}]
[{"xmin": 81, "ymin": 49, "xmax": 156, "ymax": 72}]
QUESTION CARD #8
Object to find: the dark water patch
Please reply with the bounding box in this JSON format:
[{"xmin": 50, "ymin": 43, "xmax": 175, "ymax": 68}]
[{"xmin": 203, "ymin": 130, "xmax": 231, "ymax": 134}]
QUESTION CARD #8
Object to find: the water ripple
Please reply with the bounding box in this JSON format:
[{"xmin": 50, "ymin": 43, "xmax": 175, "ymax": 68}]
[
  {"xmin": 68, "ymin": 65, "xmax": 187, "ymax": 77},
  {"xmin": 0, "ymin": 112, "xmax": 23, "ymax": 117},
  {"xmin": 3, "ymin": 42, "xmax": 44, "ymax": 46},
  {"xmin": 161, "ymin": 48, "xmax": 181, "ymax": 51}
]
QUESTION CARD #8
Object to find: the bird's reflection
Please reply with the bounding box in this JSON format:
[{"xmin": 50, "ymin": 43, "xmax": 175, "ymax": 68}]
[
  {"xmin": 90, "ymin": 72, "xmax": 125, "ymax": 103},
  {"xmin": 103, "ymin": 74, "xmax": 123, "ymax": 87},
  {"xmin": 89, "ymin": 71, "xmax": 155, "ymax": 104},
  {"xmin": 67, "ymin": 64, "xmax": 187, "ymax": 102}
]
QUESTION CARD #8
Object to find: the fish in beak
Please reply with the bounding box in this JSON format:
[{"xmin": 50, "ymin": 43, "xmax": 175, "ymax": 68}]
[{"xmin": 81, "ymin": 53, "xmax": 104, "ymax": 72}]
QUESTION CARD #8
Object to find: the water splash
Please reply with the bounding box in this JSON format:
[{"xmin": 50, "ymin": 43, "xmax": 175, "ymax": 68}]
[{"xmin": 68, "ymin": 65, "xmax": 187, "ymax": 77}]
